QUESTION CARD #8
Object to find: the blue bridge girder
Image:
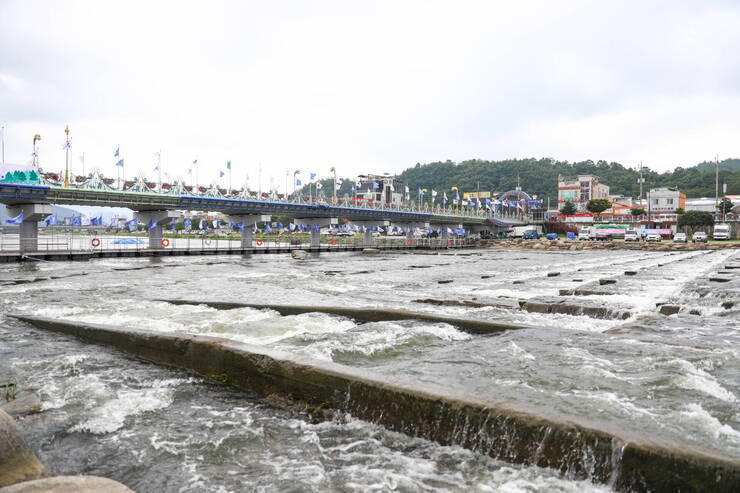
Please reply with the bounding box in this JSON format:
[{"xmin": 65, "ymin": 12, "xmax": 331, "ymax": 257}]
[{"xmin": 0, "ymin": 183, "xmax": 533, "ymax": 227}]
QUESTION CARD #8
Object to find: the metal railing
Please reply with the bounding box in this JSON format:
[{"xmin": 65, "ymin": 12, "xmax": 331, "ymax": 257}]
[{"xmin": 0, "ymin": 230, "xmax": 473, "ymax": 255}]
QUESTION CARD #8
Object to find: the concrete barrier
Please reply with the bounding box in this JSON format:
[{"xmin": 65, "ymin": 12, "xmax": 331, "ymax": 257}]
[
  {"xmin": 10, "ymin": 315, "xmax": 740, "ymax": 493},
  {"xmin": 155, "ymin": 299, "xmax": 535, "ymax": 335}
]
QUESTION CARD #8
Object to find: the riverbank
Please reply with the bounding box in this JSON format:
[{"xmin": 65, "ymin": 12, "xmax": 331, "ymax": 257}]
[{"xmin": 479, "ymin": 238, "xmax": 740, "ymax": 251}]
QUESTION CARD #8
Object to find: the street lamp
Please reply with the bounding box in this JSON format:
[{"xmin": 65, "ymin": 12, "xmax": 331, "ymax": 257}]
[{"xmin": 64, "ymin": 125, "xmax": 70, "ymax": 187}]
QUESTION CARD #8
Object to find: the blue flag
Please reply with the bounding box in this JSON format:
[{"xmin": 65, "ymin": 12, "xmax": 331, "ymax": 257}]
[
  {"xmin": 71, "ymin": 216, "xmax": 82, "ymax": 226},
  {"xmin": 170, "ymin": 218, "xmax": 177, "ymax": 229},
  {"xmin": 116, "ymin": 159, "xmax": 124, "ymax": 167},
  {"xmin": 373, "ymin": 181, "xmax": 380, "ymax": 190},
  {"xmin": 90, "ymin": 216, "xmax": 99, "ymax": 226},
  {"xmin": 6, "ymin": 212, "xmax": 24, "ymax": 224},
  {"xmin": 296, "ymin": 179, "xmax": 302, "ymax": 186},
  {"xmin": 277, "ymin": 222, "xmax": 283, "ymax": 230},
  {"xmin": 110, "ymin": 217, "xmax": 118, "ymax": 227},
  {"xmin": 114, "ymin": 146, "xmax": 120, "ymax": 158},
  {"xmin": 264, "ymin": 223, "xmax": 271, "ymax": 233},
  {"xmin": 184, "ymin": 218, "xmax": 191, "ymax": 230},
  {"xmin": 310, "ymin": 173, "xmax": 317, "ymax": 180},
  {"xmin": 147, "ymin": 219, "xmax": 157, "ymax": 231},
  {"xmin": 125, "ymin": 218, "xmax": 138, "ymax": 231},
  {"xmin": 219, "ymin": 170, "xmax": 225, "ymax": 178},
  {"xmin": 44, "ymin": 215, "xmax": 57, "ymax": 226},
  {"xmin": 314, "ymin": 224, "xmax": 320, "ymax": 233},
  {"xmin": 226, "ymin": 161, "xmax": 231, "ymax": 170}
]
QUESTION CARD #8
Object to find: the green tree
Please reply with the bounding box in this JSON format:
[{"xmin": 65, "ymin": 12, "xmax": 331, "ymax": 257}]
[
  {"xmin": 675, "ymin": 207, "xmax": 685, "ymax": 214},
  {"xmin": 630, "ymin": 207, "xmax": 646, "ymax": 216},
  {"xmin": 678, "ymin": 210, "xmax": 713, "ymax": 228},
  {"xmin": 586, "ymin": 199, "xmax": 611, "ymax": 215},
  {"xmin": 560, "ymin": 201, "xmax": 577, "ymax": 215},
  {"xmin": 717, "ymin": 197, "xmax": 734, "ymax": 213}
]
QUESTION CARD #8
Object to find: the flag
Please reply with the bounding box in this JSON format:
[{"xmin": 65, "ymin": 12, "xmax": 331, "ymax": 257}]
[
  {"xmin": 316, "ymin": 182, "xmax": 323, "ymax": 190},
  {"xmin": 418, "ymin": 188, "xmax": 424, "ymax": 196},
  {"xmin": 314, "ymin": 224, "xmax": 320, "ymax": 232},
  {"xmin": 116, "ymin": 159, "xmax": 124, "ymax": 167},
  {"xmin": 310, "ymin": 172, "xmax": 317, "ymax": 181},
  {"xmin": 443, "ymin": 192, "xmax": 448, "ymax": 203},
  {"xmin": 296, "ymin": 179, "xmax": 302, "ymax": 186},
  {"xmin": 71, "ymin": 216, "xmax": 82, "ymax": 226},
  {"xmin": 44, "ymin": 215, "xmax": 57, "ymax": 226},
  {"xmin": 114, "ymin": 146, "xmax": 120, "ymax": 158},
  {"xmin": 90, "ymin": 216, "xmax": 99, "ymax": 226},
  {"xmin": 154, "ymin": 151, "xmax": 161, "ymax": 171},
  {"xmin": 289, "ymin": 223, "xmax": 296, "ymax": 231},
  {"xmin": 213, "ymin": 219, "xmax": 220, "ymax": 229},
  {"xmin": 264, "ymin": 223, "xmax": 271, "ymax": 233},
  {"xmin": 169, "ymin": 218, "xmax": 177, "ymax": 229},
  {"xmin": 431, "ymin": 190, "xmax": 437, "ymax": 198},
  {"xmin": 226, "ymin": 160, "xmax": 231, "ymax": 170},
  {"xmin": 335, "ymin": 178, "xmax": 343, "ymax": 191},
  {"xmin": 220, "ymin": 170, "xmax": 225, "ymax": 178},
  {"xmin": 373, "ymin": 181, "xmax": 380, "ymax": 190},
  {"xmin": 193, "ymin": 159, "xmax": 198, "ymax": 165},
  {"xmin": 277, "ymin": 222, "xmax": 283, "ymax": 230},
  {"xmin": 390, "ymin": 183, "xmax": 395, "ymax": 192},
  {"xmin": 184, "ymin": 218, "xmax": 191, "ymax": 230},
  {"xmin": 110, "ymin": 217, "xmax": 118, "ymax": 227},
  {"xmin": 188, "ymin": 168, "xmax": 192, "ymax": 175},
  {"xmin": 63, "ymin": 139, "xmax": 71, "ymax": 149},
  {"xmin": 199, "ymin": 219, "xmax": 205, "ymax": 230},
  {"xmin": 125, "ymin": 218, "xmax": 138, "ymax": 231},
  {"xmin": 6, "ymin": 212, "xmax": 24, "ymax": 224}
]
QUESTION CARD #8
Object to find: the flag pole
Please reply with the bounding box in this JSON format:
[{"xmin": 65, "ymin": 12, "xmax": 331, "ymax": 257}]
[
  {"xmin": 158, "ymin": 150, "xmax": 162, "ymax": 192},
  {"xmin": 64, "ymin": 125, "xmax": 70, "ymax": 187}
]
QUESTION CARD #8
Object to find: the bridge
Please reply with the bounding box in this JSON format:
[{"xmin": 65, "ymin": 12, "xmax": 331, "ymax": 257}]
[{"xmin": 0, "ymin": 175, "xmax": 540, "ymax": 253}]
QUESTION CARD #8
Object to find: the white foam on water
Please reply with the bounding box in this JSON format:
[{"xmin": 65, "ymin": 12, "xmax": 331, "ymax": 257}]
[
  {"xmin": 69, "ymin": 378, "xmax": 187, "ymax": 434},
  {"xmin": 669, "ymin": 359, "xmax": 737, "ymax": 403},
  {"xmin": 678, "ymin": 403, "xmax": 740, "ymax": 441}
]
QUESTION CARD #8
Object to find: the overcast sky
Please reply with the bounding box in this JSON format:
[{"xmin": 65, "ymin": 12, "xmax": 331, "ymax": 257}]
[{"xmin": 1, "ymin": 0, "xmax": 738, "ymax": 192}]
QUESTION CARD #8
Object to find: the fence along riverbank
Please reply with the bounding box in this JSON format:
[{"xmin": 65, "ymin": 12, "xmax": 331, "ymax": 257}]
[{"xmin": 11, "ymin": 314, "xmax": 740, "ymax": 493}]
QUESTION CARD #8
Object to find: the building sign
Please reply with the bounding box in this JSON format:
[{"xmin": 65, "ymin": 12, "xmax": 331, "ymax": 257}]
[{"xmin": 463, "ymin": 191, "xmax": 491, "ymax": 199}]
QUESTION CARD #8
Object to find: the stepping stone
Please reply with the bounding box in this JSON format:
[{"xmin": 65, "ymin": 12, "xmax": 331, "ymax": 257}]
[{"xmin": 599, "ymin": 279, "xmax": 617, "ymax": 285}]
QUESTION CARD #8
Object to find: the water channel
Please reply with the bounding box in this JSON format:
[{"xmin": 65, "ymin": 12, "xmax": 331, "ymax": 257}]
[{"xmin": 1, "ymin": 248, "xmax": 738, "ymax": 492}]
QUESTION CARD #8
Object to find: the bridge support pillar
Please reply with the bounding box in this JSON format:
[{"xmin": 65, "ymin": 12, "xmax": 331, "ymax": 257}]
[
  {"xmin": 226, "ymin": 215, "xmax": 271, "ymax": 247},
  {"xmin": 293, "ymin": 218, "xmax": 338, "ymax": 248},
  {"xmin": 7, "ymin": 204, "xmax": 53, "ymax": 253},
  {"xmin": 135, "ymin": 210, "xmax": 180, "ymax": 249}
]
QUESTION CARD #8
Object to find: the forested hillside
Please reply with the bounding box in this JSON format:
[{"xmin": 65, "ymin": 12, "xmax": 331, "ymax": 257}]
[{"xmin": 396, "ymin": 158, "xmax": 740, "ymax": 199}]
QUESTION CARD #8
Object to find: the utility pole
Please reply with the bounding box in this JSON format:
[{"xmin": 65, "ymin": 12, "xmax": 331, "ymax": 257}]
[
  {"xmin": 80, "ymin": 152, "xmax": 85, "ymax": 177},
  {"xmin": 638, "ymin": 161, "xmax": 644, "ymax": 207},
  {"xmin": 1, "ymin": 124, "xmax": 5, "ymax": 166}
]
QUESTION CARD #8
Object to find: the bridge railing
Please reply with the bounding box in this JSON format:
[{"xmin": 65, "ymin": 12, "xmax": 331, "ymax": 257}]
[{"xmin": 0, "ymin": 230, "xmax": 474, "ymax": 255}]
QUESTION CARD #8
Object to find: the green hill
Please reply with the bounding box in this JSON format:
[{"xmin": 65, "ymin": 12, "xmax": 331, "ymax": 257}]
[{"xmin": 395, "ymin": 158, "xmax": 740, "ymax": 200}]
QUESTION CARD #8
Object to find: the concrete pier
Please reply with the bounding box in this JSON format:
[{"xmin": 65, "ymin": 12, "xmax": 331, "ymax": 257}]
[
  {"xmin": 10, "ymin": 315, "xmax": 740, "ymax": 493},
  {"xmin": 225, "ymin": 214, "xmax": 271, "ymax": 248},
  {"xmin": 134, "ymin": 210, "xmax": 180, "ymax": 249},
  {"xmin": 6, "ymin": 204, "xmax": 53, "ymax": 253}
]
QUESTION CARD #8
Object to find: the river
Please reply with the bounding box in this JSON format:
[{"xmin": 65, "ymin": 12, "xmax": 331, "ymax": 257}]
[{"xmin": 1, "ymin": 248, "xmax": 738, "ymax": 492}]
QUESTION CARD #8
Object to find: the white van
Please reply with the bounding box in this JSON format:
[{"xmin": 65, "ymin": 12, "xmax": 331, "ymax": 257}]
[
  {"xmin": 578, "ymin": 226, "xmax": 593, "ymax": 241},
  {"xmin": 713, "ymin": 224, "xmax": 731, "ymax": 240}
]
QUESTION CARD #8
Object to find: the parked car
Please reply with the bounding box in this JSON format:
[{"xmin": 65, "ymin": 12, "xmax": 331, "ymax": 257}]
[
  {"xmin": 624, "ymin": 229, "xmax": 640, "ymax": 242},
  {"xmin": 692, "ymin": 232, "xmax": 708, "ymax": 243},
  {"xmin": 522, "ymin": 230, "xmax": 540, "ymax": 239},
  {"xmin": 673, "ymin": 233, "xmax": 687, "ymax": 243},
  {"xmin": 577, "ymin": 227, "xmax": 593, "ymax": 241},
  {"xmin": 645, "ymin": 233, "xmax": 662, "ymax": 242}
]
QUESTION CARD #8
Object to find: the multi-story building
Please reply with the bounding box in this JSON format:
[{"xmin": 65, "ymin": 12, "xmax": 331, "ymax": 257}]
[
  {"xmin": 646, "ymin": 187, "xmax": 686, "ymax": 213},
  {"xmin": 355, "ymin": 174, "xmax": 405, "ymax": 206},
  {"xmin": 557, "ymin": 175, "xmax": 610, "ymax": 212}
]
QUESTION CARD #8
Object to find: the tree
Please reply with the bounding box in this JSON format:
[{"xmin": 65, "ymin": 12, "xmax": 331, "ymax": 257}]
[
  {"xmin": 717, "ymin": 198, "xmax": 734, "ymax": 214},
  {"xmin": 675, "ymin": 207, "xmax": 685, "ymax": 214},
  {"xmin": 586, "ymin": 198, "xmax": 611, "ymax": 215},
  {"xmin": 560, "ymin": 201, "xmax": 577, "ymax": 215},
  {"xmin": 630, "ymin": 207, "xmax": 646, "ymax": 216},
  {"xmin": 678, "ymin": 210, "xmax": 713, "ymax": 228}
]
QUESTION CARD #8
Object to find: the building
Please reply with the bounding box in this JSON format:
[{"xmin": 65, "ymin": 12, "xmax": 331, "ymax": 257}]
[
  {"xmin": 557, "ymin": 175, "xmax": 610, "ymax": 212},
  {"xmin": 355, "ymin": 174, "xmax": 405, "ymax": 205},
  {"xmin": 646, "ymin": 187, "xmax": 686, "ymax": 213},
  {"xmin": 607, "ymin": 194, "xmax": 634, "ymax": 214}
]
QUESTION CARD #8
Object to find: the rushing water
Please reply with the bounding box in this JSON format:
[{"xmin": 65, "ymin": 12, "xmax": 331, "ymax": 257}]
[{"xmin": 1, "ymin": 248, "xmax": 738, "ymax": 492}]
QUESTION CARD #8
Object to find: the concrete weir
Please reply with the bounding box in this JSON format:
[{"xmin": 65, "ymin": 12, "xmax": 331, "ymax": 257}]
[
  {"xmin": 155, "ymin": 299, "xmax": 533, "ymax": 334},
  {"xmin": 11, "ymin": 315, "xmax": 740, "ymax": 493}
]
